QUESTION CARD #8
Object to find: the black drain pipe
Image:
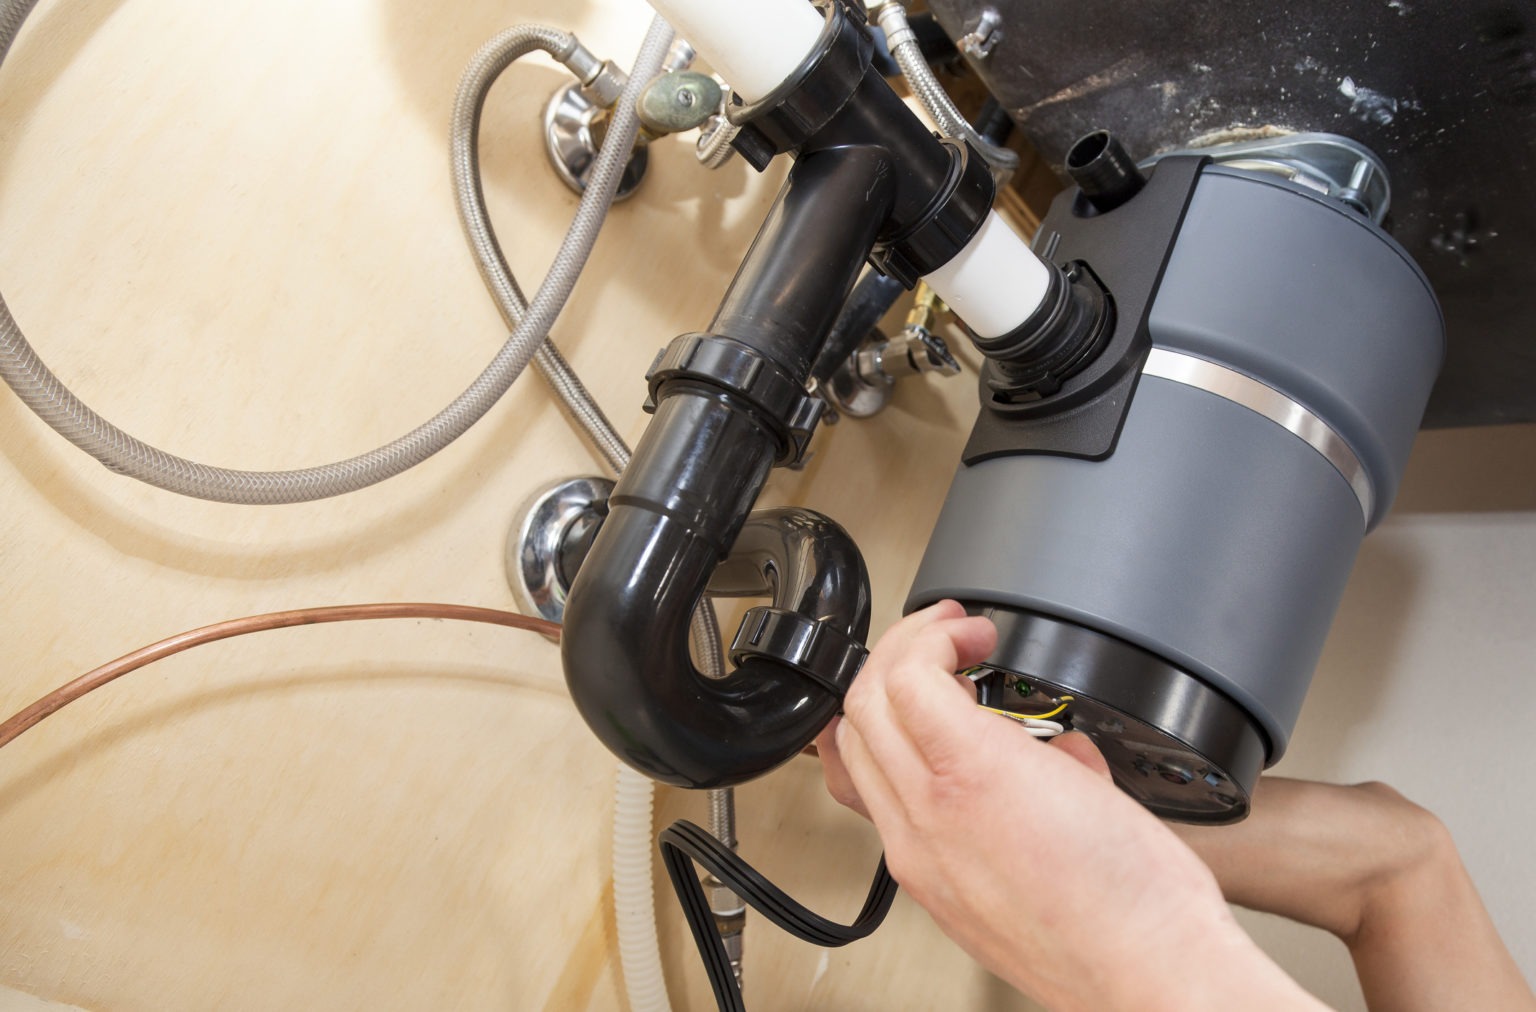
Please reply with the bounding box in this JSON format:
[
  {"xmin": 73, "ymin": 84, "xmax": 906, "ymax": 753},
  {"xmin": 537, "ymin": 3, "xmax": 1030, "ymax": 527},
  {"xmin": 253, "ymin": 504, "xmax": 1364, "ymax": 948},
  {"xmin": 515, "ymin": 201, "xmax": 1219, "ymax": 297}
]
[
  {"xmin": 563, "ymin": 146, "xmax": 893, "ymax": 787},
  {"xmin": 562, "ymin": 0, "xmax": 1001, "ymax": 787}
]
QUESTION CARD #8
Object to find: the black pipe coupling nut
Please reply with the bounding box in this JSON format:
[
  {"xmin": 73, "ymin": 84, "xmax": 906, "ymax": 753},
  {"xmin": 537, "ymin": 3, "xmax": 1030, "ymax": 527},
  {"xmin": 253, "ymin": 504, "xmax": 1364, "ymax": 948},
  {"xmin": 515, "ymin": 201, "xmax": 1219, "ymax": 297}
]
[
  {"xmin": 730, "ymin": 606, "xmax": 868, "ymax": 697},
  {"xmin": 869, "ymin": 138, "xmax": 994, "ymax": 287},
  {"xmin": 645, "ymin": 333, "xmax": 827, "ymax": 465},
  {"xmin": 727, "ymin": 0, "xmax": 872, "ymax": 171},
  {"xmin": 975, "ymin": 261, "xmax": 1114, "ymax": 400}
]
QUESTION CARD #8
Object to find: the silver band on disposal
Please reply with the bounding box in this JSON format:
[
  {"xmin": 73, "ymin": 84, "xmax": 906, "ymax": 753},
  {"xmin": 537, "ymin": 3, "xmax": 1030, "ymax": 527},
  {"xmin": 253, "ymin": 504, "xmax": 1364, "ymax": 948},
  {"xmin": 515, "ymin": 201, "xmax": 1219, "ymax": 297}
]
[{"xmin": 1141, "ymin": 348, "xmax": 1374, "ymax": 525}]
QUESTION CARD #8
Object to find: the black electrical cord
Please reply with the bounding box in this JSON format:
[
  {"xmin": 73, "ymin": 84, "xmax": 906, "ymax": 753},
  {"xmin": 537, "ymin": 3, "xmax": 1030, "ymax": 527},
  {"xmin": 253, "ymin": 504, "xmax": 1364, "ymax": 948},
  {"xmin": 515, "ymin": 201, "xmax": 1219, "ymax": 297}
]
[{"xmin": 660, "ymin": 819, "xmax": 900, "ymax": 1012}]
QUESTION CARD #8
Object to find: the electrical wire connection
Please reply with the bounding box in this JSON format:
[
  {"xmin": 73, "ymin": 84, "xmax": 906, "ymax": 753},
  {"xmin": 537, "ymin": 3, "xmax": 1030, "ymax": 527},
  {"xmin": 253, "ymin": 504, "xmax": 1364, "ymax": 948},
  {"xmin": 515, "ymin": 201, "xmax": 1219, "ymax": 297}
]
[
  {"xmin": 1020, "ymin": 696, "xmax": 1073, "ymax": 721},
  {"xmin": 978, "ymin": 706, "xmax": 1066, "ymax": 738}
]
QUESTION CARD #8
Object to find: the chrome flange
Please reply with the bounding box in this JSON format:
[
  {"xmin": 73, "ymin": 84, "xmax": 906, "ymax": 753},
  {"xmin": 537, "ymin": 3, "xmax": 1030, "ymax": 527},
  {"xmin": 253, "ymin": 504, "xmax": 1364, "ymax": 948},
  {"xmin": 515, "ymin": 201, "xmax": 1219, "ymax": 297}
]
[
  {"xmin": 543, "ymin": 82, "xmax": 648, "ymax": 200},
  {"xmin": 507, "ymin": 476, "xmax": 615, "ymax": 623}
]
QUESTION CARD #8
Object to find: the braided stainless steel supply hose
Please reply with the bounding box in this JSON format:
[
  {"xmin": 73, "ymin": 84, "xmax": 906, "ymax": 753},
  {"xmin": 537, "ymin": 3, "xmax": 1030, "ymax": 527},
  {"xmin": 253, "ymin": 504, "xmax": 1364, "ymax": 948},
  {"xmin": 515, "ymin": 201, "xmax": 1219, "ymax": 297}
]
[
  {"xmin": 0, "ymin": 2, "xmax": 665, "ymax": 504},
  {"xmin": 696, "ymin": 113, "xmax": 741, "ymax": 169},
  {"xmin": 872, "ymin": 1, "xmax": 1018, "ymax": 184},
  {"xmin": 450, "ymin": 24, "xmax": 634, "ymax": 475},
  {"xmin": 447, "ymin": 16, "xmax": 728, "ymax": 706},
  {"xmin": 706, "ymin": 782, "xmax": 746, "ymax": 987}
]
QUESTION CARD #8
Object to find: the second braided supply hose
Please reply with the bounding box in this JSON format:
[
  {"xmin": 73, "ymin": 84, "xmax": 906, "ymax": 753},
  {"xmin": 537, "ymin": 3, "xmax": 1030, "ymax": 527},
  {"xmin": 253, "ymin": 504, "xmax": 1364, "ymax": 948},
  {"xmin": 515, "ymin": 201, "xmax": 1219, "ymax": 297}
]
[
  {"xmin": 447, "ymin": 18, "xmax": 729, "ymax": 677},
  {"xmin": 451, "ymin": 23, "xmax": 633, "ymax": 476},
  {"xmin": 873, "ymin": 1, "xmax": 1018, "ymax": 185},
  {"xmin": 0, "ymin": 1, "xmax": 647, "ymax": 504}
]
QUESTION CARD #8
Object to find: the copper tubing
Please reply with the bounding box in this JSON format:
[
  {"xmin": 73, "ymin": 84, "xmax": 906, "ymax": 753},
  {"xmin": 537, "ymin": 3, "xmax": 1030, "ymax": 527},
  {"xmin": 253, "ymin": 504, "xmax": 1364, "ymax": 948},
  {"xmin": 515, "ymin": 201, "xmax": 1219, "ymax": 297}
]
[{"xmin": 0, "ymin": 604, "xmax": 561, "ymax": 751}]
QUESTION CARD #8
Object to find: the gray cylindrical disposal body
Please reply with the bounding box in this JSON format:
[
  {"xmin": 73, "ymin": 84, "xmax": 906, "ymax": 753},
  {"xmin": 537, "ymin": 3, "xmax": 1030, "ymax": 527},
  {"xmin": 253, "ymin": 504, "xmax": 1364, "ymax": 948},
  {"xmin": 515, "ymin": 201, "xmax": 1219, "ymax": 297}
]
[{"xmin": 908, "ymin": 166, "xmax": 1443, "ymax": 820}]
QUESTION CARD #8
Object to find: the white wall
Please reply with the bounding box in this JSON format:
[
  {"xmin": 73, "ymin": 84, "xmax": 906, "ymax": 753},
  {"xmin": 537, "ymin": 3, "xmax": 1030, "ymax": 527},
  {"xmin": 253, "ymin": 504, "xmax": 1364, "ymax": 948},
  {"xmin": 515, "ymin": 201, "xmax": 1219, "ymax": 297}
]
[{"xmin": 1238, "ymin": 423, "xmax": 1536, "ymax": 1009}]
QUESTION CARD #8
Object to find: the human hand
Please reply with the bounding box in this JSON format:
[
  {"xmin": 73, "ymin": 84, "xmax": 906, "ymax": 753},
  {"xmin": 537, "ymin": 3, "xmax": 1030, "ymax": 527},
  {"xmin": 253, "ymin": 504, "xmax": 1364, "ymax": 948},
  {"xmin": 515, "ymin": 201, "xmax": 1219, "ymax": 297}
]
[{"xmin": 816, "ymin": 601, "xmax": 1321, "ymax": 1012}]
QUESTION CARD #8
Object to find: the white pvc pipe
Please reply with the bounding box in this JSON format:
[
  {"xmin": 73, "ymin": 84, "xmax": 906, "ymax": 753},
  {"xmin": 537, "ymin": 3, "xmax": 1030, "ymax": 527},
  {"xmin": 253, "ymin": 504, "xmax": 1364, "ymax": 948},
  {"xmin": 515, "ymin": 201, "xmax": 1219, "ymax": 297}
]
[
  {"xmin": 613, "ymin": 765, "xmax": 672, "ymax": 1012},
  {"xmin": 923, "ymin": 211, "xmax": 1052, "ymax": 339},
  {"xmin": 643, "ymin": 1, "xmax": 1051, "ymax": 340},
  {"xmin": 645, "ymin": 0, "xmax": 823, "ymax": 103}
]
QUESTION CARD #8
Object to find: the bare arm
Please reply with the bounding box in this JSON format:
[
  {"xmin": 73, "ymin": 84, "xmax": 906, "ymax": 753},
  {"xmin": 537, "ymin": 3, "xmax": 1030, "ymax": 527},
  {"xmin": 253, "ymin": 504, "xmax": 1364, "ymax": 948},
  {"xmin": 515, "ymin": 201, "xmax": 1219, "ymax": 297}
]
[{"xmin": 1175, "ymin": 778, "xmax": 1536, "ymax": 1011}]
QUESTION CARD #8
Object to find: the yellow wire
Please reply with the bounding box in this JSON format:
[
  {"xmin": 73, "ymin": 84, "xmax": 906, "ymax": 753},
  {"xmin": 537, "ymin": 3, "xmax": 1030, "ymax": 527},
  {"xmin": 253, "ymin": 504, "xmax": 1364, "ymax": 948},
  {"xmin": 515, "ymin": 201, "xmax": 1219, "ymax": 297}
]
[
  {"xmin": 978, "ymin": 697, "xmax": 1074, "ymax": 722},
  {"xmin": 957, "ymin": 667, "xmax": 1073, "ymax": 720},
  {"xmin": 979, "ymin": 704, "xmax": 1033, "ymax": 723},
  {"xmin": 1022, "ymin": 697, "xmax": 1073, "ymax": 720}
]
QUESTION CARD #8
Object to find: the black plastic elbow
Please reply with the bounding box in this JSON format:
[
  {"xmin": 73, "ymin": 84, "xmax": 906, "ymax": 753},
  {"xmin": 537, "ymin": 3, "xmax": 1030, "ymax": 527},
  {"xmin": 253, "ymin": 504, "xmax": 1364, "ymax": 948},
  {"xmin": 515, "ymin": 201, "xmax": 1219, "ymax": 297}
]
[
  {"xmin": 561, "ymin": 400, "xmax": 870, "ymax": 787},
  {"xmin": 559, "ymin": 1, "xmax": 1005, "ymax": 788},
  {"xmin": 561, "ymin": 145, "xmax": 891, "ymax": 787},
  {"xmin": 726, "ymin": 0, "xmax": 995, "ymax": 287}
]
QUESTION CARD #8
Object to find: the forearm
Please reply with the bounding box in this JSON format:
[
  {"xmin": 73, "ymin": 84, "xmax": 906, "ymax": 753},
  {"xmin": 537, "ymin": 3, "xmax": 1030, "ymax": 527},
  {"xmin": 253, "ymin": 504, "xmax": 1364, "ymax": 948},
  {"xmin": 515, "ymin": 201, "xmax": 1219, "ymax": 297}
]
[
  {"xmin": 1176, "ymin": 778, "xmax": 1536, "ymax": 1012},
  {"xmin": 1010, "ymin": 904, "xmax": 1327, "ymax": 1012},
  {"xmin": 1174, "ymin": 778, "xmax": 1418, "ymax": 937},
  {"xmin": 1346, "ymin": 825, "xmax": 1536, "ymax": 1011},
  {"xmin": 1186, "ymin": 926, "xmax": 1330, "ymax": 1012}
]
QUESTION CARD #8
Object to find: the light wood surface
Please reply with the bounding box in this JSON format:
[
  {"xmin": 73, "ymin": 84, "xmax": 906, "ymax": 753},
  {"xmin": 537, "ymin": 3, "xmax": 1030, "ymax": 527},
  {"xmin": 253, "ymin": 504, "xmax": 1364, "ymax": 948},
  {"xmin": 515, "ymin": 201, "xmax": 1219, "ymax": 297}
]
[
  {"xmin": 0, "ymin": 2, "xmax": 1022, "ymax": 1008},
  {"xmin": 1, "ymin": 2, "xmax": 1532, "ymax": 1011}
]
